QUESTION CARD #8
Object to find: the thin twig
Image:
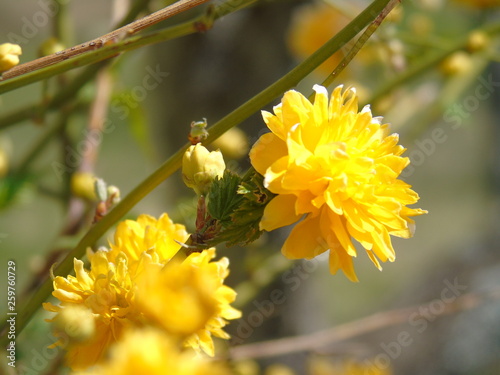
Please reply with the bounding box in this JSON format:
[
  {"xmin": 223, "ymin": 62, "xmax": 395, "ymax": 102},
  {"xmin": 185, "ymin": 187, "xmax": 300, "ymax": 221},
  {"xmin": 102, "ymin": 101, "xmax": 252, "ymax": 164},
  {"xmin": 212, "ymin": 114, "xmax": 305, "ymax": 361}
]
[
  {"xmin": 81, "ymin": 70, "xmax": 113, "ymax": 172},
  {"xmin": 229, "ymin": 286, "xmax": 500, "ymax": 360},
  {"xmin": 319, "ymin": 0, "xmax": 401, "ymax": 90},
  {"xmin": 1, "ymin": 0, "xmax": 210, "ymax": 80}
]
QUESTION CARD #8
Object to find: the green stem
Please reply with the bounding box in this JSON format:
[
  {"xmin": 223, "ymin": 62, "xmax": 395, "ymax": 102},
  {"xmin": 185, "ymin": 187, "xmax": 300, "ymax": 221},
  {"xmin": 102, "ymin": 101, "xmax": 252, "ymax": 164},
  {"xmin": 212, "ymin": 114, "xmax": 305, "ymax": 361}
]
[
  {"xmin": 0, "ymin": 0, "xmax": 392, "ymax": 344},
  {"xmin": 54, "ymin": 0, "xmax": 72, "ymax": 46},
  {"xmin": 319, "ymin": 0, "xmax": 400, "ymax": 91}
]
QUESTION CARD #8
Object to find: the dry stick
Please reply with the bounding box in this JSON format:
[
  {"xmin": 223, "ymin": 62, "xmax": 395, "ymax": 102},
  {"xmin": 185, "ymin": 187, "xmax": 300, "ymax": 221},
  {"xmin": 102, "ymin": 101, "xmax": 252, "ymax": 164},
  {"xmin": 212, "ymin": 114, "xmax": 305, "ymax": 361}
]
[
  {"xmin": 229, "ymin": 287, "xmax": 500, "ymax": 360},
  {"xmin": 81, "ymin": 70, "xmax": 113, "ymax": 172},
  {"xmin": 1, "ymin": 0, "xmax": 210, "ymax": 80}
]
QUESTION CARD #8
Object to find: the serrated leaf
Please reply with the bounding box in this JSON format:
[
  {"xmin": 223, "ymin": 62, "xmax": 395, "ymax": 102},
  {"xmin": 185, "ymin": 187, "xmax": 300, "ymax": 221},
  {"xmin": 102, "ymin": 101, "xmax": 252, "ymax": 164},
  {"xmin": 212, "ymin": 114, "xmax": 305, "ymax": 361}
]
[
  {"xmin": 206, "ymin": 169, "xmax": 275, "ymax": 247},
  {"xmin": 206, "ymin": 170, "xmax": 244, "ymax": 225}
]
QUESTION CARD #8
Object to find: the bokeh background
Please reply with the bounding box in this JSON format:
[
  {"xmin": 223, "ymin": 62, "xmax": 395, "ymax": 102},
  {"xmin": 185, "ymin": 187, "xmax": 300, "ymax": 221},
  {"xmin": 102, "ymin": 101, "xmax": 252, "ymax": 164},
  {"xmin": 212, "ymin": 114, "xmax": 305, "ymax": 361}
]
[{"xmin": 1, "ymin": 0, "xmax": 499, "ymax": 374}]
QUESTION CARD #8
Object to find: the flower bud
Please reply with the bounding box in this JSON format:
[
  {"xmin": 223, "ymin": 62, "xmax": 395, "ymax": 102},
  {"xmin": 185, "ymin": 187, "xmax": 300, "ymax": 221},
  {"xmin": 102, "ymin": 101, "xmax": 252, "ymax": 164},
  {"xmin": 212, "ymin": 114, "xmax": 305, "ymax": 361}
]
[
  {"xmin": 182, "ymin": 144, "xmax": 225, "ymax": 195},
  {"xmin": 264, "ymin": 364, "xmax": 296, "ymax": 375},
  {"xmin": 0, "ymin": 148, "xmax": 9, "ymax": 178},
  {"xmin": 188, "ymin": 118, "xmax": 209, "ymax": 144},
  {"xmin": 234, "ymin": 360, "xmax": 260, "ymax": 375},
  {"xmin": 94, "ymin": 178, "xmax": 108, "ymax": 202},
  {"xmin": 466, "ymin": 30, "xmax": 489, "ymax": 53},
  {"xmin": 106, "ymin": 185, "xmax": 121, "ymax": 205},
  {"xmin": 211, "ymin": 128, "xmax": 249, "ymax": 160},
  {"xmin": 70, "ymin": 172, "xmax": 97, "ymax": 201},
  {"xmin": 440, "ymin": 51, "xmax": 472, "ymax": 76},
  {"xmin": 39, "ymin": 37, "xmax": 65, "ymax": 57},
  {"xmin": 0, "ymin": 43, "xmax": 22, "ymax": 73},
  {"xmin": 53, "ymin": 305, "xmax": 95, "ymax": 343}
]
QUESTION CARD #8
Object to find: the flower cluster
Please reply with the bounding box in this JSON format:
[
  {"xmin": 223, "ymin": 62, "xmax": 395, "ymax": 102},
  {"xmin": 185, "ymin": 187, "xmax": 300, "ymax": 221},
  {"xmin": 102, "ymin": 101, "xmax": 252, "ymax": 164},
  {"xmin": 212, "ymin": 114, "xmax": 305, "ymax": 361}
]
[
  {"xmin": 250, "ymin": 85, "xmax": 426, "ymax": 281},
  {"xmin": 43, "ymin": 213, "xmax": 240, "ymax": 371}
]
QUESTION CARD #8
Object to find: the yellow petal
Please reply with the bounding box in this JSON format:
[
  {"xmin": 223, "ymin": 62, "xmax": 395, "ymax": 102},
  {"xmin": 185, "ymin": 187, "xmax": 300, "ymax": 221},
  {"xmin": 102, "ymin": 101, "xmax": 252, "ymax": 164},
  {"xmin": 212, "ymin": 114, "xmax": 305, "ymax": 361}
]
[
  {"xmin": 328, "ymin": 248, "xmax": 358, "ymax": 282},
  {"xmin": 264, "ymin": 156, "xmax": 289, "ymax": 194},
  {"xmin": 262, "ymin": 109, "xmax": 286, "ymax": 141},
  {"xmin": 74, "ymin": 258, "xmax": 93, "ymax": 290},
  {"xmin": 370, "ymin": 224, "xmax": 395, "ymax": 262},
  {"xmin": 249, "ymin": 132, "xmax": 287, "ymax": 176},
  {"xmin": 281, "ymin": 214, "xmax": 328, "ymax": 259},
  {"xmin": 260, "ymin": 194, "xmax": 301, "ymax": 231},
  {"xmin": 281, "ymin": 90, "xmax": 314, "ymax": 134},
  {"xmin": 342, "ymin": 201, "xmax": 374, "ymax": 233},
  {"xmin": 295, "ymin": 190, "xmax": 319, "ymax": 214},
  {"xmin": 365, "ymin": 250, "xmax": 382, "ymax": 270},
  {"xmin": 326, "ymin": 209, "xmax": 357, "ymax": 257}
]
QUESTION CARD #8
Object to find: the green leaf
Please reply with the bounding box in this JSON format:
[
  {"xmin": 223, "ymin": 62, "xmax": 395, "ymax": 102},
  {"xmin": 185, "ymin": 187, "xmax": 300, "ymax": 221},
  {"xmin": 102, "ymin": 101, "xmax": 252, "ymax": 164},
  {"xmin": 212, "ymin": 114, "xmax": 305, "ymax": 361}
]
[
  {"xmin": 206, "ymin": 170, "xmax": 244, "ymax": 226},
  {"xmin": 206, "ymin": 169, "xmax": 275, "ymax": 247}
]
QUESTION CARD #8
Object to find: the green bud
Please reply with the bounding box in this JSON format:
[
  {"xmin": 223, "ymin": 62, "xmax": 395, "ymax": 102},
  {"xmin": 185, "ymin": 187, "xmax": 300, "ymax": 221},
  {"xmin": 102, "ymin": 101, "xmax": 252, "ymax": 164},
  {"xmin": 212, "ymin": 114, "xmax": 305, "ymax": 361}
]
[
  {"xmin": 188, "ymin": 118, "xmax": 209, "ymax": 144},
  {"xmin": 94, "ymin": 178, "xmax": 108, "ymax": 202},
  {"xmin": 71, "ymin": 172, "xmax": 97, "ymax": 201},
  {"xmin": 106, "ymin": 185, "xmax": 121, "ymax": 205},
  {"xmin": 182, "ymin": 144, "xmax": 225, "ymax": 195}
]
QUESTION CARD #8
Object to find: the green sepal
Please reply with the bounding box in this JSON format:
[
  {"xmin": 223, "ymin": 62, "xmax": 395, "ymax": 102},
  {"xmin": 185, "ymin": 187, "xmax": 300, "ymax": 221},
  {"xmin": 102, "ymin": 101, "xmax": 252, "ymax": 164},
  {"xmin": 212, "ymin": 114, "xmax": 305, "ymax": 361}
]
[{"xmin": 205, "ymin": 168, "xmax": 274, "ymax": 247}]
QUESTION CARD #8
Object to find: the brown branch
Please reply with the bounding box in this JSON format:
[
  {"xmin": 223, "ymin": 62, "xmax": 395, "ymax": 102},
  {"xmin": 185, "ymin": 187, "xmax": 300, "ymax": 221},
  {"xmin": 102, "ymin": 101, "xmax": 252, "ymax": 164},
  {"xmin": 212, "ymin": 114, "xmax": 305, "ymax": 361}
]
[
  {"xmin": 80, "ymin": 70, "xmax": 113, "ymax": 172},
  {"xmin": 229, "ymin": 286, "xmax": 500, "ymax": 360},
  {"xmin": 1, "ymin": 0, "xmax": 210, "ymax": 80}
]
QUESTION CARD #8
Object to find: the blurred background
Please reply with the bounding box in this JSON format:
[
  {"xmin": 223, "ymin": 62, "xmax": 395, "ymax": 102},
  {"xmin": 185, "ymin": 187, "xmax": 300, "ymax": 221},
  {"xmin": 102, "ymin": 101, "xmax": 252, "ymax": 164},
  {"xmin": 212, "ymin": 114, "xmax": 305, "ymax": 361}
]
[{"xmin": 1, "ymin": 0, "xmax": 499, "ymax": 374}]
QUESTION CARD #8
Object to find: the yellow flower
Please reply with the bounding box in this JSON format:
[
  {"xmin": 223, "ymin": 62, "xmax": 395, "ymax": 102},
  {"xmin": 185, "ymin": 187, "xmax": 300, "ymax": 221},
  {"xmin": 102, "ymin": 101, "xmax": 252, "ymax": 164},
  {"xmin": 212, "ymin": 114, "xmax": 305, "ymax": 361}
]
[
  {"xmin": 43, "ymin": 250, "xmax": 144, "ymax": 370},
  {"xmin": 183, "ymin": 143, "xmax": 226, "ymax": 195},
  {"xmin": 71, "ymin": 328, "xmax": 232, "ymax": 375},
  {"xmin": 181, "ymin": 249, "xmax": 242, "ymax": 356},
  {"xmin": 134, "ymin": 252, "xmax": 218, "ymax": 338},
  {"xmin": 108, "ymin": 213, "xmax": 189, "ymax": 265},
  {"xmin": 287, "ymin": 2, "xmax": 350, "ymax": 76},
  {"xmin": 43, "ymin": 215, "xmax": 239, "ymax": 369},
  {"xmin": 249, "ymin": 85, "xmax": 427, "ymax": 282},
  {"xmin": 0, "ymin": 43, "xmax": 22, "ymax": 73}
]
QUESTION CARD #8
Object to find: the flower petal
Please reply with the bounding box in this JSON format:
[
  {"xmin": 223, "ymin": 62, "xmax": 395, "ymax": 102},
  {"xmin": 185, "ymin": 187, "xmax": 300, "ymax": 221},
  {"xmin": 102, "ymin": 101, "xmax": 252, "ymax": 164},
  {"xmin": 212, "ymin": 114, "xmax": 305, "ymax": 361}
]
[
  {"xmin": 260, "ymin": 194, "xmax": 302, "ymax": 231},
  {"xmin": 326, "ymin": 209, "xmax": 357, "ymax": 257},
  {"xmin": 281, "ymin": 214, "xmax": 328, "ymax": 259},
  {"xmin": 249, "ymin": 132, "xmax": 287, "ymax": 176},
  {"xmin": 329, "ymin": 248, "xmax": 358, "ymax": 282}
]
